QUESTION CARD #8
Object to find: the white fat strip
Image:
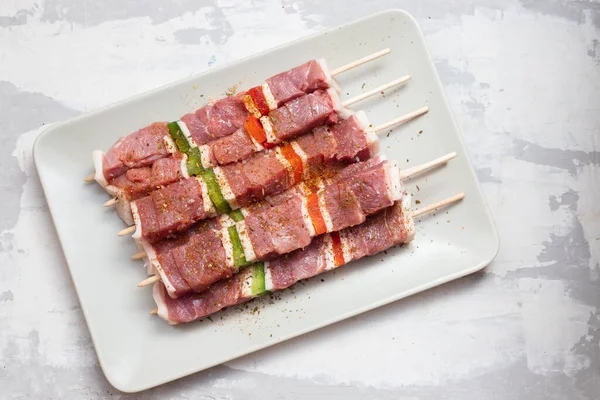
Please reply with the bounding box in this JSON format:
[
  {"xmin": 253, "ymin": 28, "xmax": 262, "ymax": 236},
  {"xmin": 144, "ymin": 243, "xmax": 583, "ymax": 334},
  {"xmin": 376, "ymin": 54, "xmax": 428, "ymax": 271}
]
[
  {"xmin": 338, "ymin": 229, "xmax": 353, "ymax": 265},
  {"xmin": 386, "ymin": 161, "xmax": 404, "ymax": 202},
  {"xmin": 290, "ymin": 140, "xmax": 308, "ymax": 178},
  {"xmin": 113, "ymin": 194, "xmax": 135, "ymax": 226},
  {"xmin": 328, "ymin": 88, "xmax": 352, "ymax": 120},
  {"xmin": 260, "ymin": 115, "xmax": 279, "ymax": 144},
  {"xmin": 298, "ymin": 184, "xmax": 317, "ymax": 237},
  {"xmin": 152, "ymin": 282, "xmax": 175, "ymax": 324},
  {"xmin": 180, "ymin": 153, "xmax": 190, "ymax": 179},
  {"xmin": 213, "ymin": 167, "xmax": 239, "ymax": 209},
  {"xmin": 401, "ymin": 194, "xmax": 416, "ymax": 243},
  {"xmin": 92, "ymin": 150, "xmax": 108, "ymax": 187},
  {"xmin": 134, "ymin": 239, "xmax": 154, "ymax": 275},
  {"xmin": 163, "ymin": 135, "xmax": 177, "ymax": 154},
  {"xmin": 146, "ymin": 261, "xmax": 156, "ymax": 276},
  {"xmin": 316, "ymin": 181, "xmax": 334, "ymax": 232},
  {"xmin": 177, "ymin": 120, "xmax": 198, "ymax": 148},
  {"xmin": 317, "ymin": 58, "xmax": 341, "ymax": 93},
  {"xmin": 139, "ymin": 237, "xmax": 177, "ymax": 297},
  {"xmin": 262, "ymin": 83, "xmax": 278, "ymax": 111},
  {"xmin": 130, "ymin": 201, "xmax": 143, "ymax": 239},
  {"xmin": 354, "ymin": 110, "xmax": 379, "ymax": 146},
  {"xmin": 236, "ymin": 220, "xmax": 257, "ymax": 263},
  {"xmin": 195, "ymin": 177, "xmax": 217, "ymax": 217},
  {"xmin": 217, "ymin": 215, "xmax": 235, "ymax": 269},
  {"xmin": 198, "ymin": 145, "xmax": 213, "ymax": 169},
  {"xmin": 243, "ymin": 94, "xmax": 262, "ymax": 119},
  {"xmin": 146, "ymin": 262, "xmax": 156, "ymax": 276},
  {"xmin": 102, "ymin": 182, "xmax": 121, "ymax": 199},
  {"xmin": 240, "ymin": 266, "xmax": 256, "ymax": 298},
  {"xmin": 263, "ymin": 261, "xmax": 274, "ymax": 291},
  {"xmin": 274, "ymin": 147, "xmax": 294, "ymax": 179},
  {"xmin": 246, "ymin": 129, "xmax": 265, "ymax": 151},
  {"xmin": 219, "ymin": 214, "xmax": 235, "ymax": 228},
  {"xmin": 112, "ymin": 191, "xmax": 134, "ymax": 226},
  {"xmin": 322, "ymin": 233, "xmax": 336, "ymax": 271}
]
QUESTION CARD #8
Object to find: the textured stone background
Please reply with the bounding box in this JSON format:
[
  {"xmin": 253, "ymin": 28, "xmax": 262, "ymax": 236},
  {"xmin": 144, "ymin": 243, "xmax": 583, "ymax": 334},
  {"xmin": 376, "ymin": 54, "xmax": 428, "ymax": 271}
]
[{"xmin": 1, "ymin": 0, "xmax": 599, "ymax": 398}]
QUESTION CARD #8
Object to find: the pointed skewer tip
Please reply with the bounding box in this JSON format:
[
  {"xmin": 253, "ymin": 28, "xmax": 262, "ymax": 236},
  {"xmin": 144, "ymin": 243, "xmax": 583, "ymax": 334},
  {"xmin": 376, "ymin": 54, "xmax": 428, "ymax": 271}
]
[
  {"xmin": 117, "ymin": 226, "xmax": 136, "ymax": 236},
  {"xmin": 374, "ymin": 105, "xmax": 430, "ymax": 134},
  {"xmin": 342, "ymin": 74, "xmax": 412, "ymax": 107},
  {"xmin": 398, "ymin": 152, "xmax": 458, "ymax": 180},
  {"xmin": 131, "ymin": 251, "xmax": 147, "ymax": 260},
  {"xmin": 103, "ymin": 198, "xmax": 117, "ymax": 207},
  {"xmin": 412, "ymin": 193, "xmax": 465, "ymax": 218},
  {"xmin": 330, "ymin": 48, "xmax": 392, "ymax": 76},
  {"xmin": 84, "ymin": 174, "xmax": 95, "ymax": 183},
  {"xmin": 138, "ymin": 275, "xmax": 160, "ymax": 287}
]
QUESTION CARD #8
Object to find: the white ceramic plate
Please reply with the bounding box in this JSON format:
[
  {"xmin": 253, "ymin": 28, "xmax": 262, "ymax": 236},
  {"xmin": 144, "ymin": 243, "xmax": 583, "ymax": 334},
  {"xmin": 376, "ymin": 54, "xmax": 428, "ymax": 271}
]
[{"xmin": 34, "ymin": 10, "xmax": 498, "ymax": 392}]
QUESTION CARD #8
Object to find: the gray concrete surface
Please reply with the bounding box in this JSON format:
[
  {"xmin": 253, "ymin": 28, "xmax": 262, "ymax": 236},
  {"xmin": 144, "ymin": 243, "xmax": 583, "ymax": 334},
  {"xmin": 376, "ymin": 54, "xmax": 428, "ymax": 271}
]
[{"xmin": 1, "ymin": 0, "xmax": 599, "ymax": 398}]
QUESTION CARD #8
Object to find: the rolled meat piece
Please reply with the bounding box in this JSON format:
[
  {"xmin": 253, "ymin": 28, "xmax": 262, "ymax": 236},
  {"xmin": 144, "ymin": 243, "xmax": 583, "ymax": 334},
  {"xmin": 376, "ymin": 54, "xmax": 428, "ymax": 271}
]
[
  {"xmin": 131, "ymin": 177, "xmax": 216, "ymax": 243},
  {"xmin": 93, "ymin": 133, "xmax": 185, "ymax": 225},
  {"xmin": 264, "ymin": 59, "xmax": 337, "ymax": 108},
  {"xmin": 260, "ymin": 88, "xmax": 350, "ymax": 144},
  {"xmin": 99, "ymin": 122, "xmax": 173, "ymax": 182},
  {"xmin": 106, "ymin": 154, "xmax": 187, "ymax": 201},
  {"xmin": 143, "ymin": 218, "xmax": 231, "ymax": 298},
  {"xmin": 206, "ymin": 127, "xmax": 259, "ymax": 167},
  {"xmin": 179, "ymin": 94, "xmax": 249, "ymax": 146}
]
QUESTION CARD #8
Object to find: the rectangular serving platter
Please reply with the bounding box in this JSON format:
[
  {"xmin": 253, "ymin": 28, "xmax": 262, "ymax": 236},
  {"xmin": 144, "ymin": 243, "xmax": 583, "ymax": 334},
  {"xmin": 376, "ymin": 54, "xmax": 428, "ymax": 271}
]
[{"xmin": 34, "ymin": 9, "xmax": 499, "ymax": 392}]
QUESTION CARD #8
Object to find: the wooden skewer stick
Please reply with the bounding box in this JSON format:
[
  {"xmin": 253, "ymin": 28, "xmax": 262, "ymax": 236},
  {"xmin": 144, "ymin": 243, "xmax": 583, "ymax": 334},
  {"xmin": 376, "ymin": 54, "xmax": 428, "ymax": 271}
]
[
  {"xmin": 131, "ymin": 251, "xmax": 146, "ymax": 260},
  {"xmin": 342, "ymin": 75, "xmax": 411, "ymax": 107},
  {"xmin": 331, "ymin": 48, "xmax": 391, "ymax": 76},
  {"xmin": 118, "ymin": 225, "xmax": 136, "ymax": 236},
  {"xmin": 103, "ymin": 198, "xmax": 117, "ymax": 207},
  {"xmin": 374, "ymin": 106, "xmax": 429, "ymax": 132},
  {"xmin": 399, "ymin": 152, "xmax": 457, "ymax": 180},
  {"xmin": 84, "ymin": 174, "xmax": 95, "ymax": 183},
  {"xmin": 138, "ymin": 275, "xmax": 160, "ymax": 287},
  {"xmin": 412, "ymin": 193, "xmax": 465, "ymax": 218},
  {"xmin": 135, "ymin": 154, "xmax": 458, "ymax": 287},
  {"xmin": 150, "ymin": 308, "xmax": 158, "ymax": 315},
  {"xmin": 374, "ymin": 106, "xmax": 429, "ymax": 135}
]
